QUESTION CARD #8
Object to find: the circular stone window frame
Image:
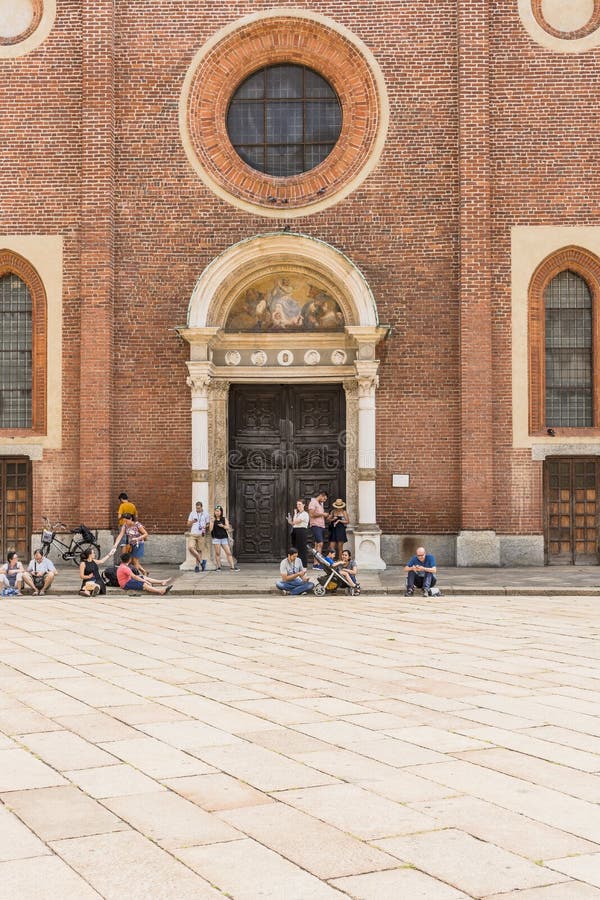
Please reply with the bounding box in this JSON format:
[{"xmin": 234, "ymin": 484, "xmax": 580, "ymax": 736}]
[
  {"xmin": 0, "ymin": 0, "xmax": 55, "ymax": 57},
  {"xmin": 179, "ymin": 9, "xmax": 389, "ymax": 218},
  {"xmin": 518, "ymin": 0, "xmax": 600, "ymax": 51}
]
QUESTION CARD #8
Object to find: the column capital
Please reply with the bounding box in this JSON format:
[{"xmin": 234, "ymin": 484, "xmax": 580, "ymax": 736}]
[
  {"xmin": 209, "ymin": 379, "xmax": 230, "ymax": 400},
  {"xmin": 342, "ymin": 378, "xmax": 359, "ymax": 400},
  {"xmin": 355, "ymin": 360, "xmax": 380, "ymax": 396},
  {"xmin": 186, "ymin": 361, "xmax": 215, "ymax": 396}
]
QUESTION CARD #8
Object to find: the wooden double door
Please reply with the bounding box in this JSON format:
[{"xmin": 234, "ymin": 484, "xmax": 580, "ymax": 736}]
[
  {"xmin": 545, "ymin": 457, "xmax": 600, "ymax": 564},
  {"xmin": 0, "ymin": 458, "xmax": 32, "ymax": 559},
  {"xmin": 229, "ymin": 384, "xmax": 346, "ymax": 562}
]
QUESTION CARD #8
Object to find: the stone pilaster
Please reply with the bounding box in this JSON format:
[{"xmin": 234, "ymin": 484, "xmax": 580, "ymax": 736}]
[
  {"xmin": 457, "ymin": 0, "xmax": 499, "ymax": 565},
  {"xmin": 79, "ymin": 0, "xmax": 115, "ymax": 525}
]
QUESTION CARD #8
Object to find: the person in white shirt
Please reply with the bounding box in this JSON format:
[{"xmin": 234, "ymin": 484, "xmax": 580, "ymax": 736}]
[
  {"xmin": 187, "ymin": 500, "xmax": 211, "ymax": 572},
  {"xmin": 276, "ymin": 548, "xmax": 314, "ymax": 595},
  {"xmin": 286, "ymin": 498, "xmax": 310, "ymax": 567},
  {"xmin": 27, "ymin": 549, "xmax": 57, "ymax": 595}
]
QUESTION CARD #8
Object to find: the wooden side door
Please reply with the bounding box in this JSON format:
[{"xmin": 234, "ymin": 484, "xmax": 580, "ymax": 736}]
[
  {"xmin": 0, "ymin": 457, "xmax": 32, "ymax": 559},
  {"xmin": 545, "ymin": 457, "xmax": 599, "ymax": 565}
]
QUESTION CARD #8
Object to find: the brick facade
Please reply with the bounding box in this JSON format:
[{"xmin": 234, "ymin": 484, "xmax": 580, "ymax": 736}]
[{"xmin": 1, "ymin": 1, "xmax": 599, "ymax": 562}]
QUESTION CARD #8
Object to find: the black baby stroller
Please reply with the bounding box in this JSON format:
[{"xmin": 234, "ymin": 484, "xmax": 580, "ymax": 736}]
[{"xmin": 310, "ymin": 549, "xmax": 361, "ymax": 596}]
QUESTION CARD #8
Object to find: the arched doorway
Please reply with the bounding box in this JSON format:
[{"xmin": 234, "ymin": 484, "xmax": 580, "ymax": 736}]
[{"xmin": 179, "ymin": 232, "xmax": 388, "ymax": 569}]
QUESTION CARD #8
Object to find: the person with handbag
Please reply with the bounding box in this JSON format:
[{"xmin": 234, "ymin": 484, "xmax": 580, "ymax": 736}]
[
  {"xmin": 287, "ymin": 498, "xmax": 310, "ymax": 567},
  {"xmin": 210, "ymin": 505, "xmax": 239, "ymax": 571},
  {"xmin": 112, "ymin": 513, "xmax": 148, "ymax": 568}
]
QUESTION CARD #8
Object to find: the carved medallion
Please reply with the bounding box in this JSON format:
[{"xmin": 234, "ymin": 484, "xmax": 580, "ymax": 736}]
[
  {"xmin": 277, "ymin": 350, "xmax": 294, "ymax": 366},
  {"xmin": 250, "ymin": 350, "xmax": 268, "ymax": 367},
  {"xmin": 331, "ymin": 349, "xmax": 347, "ymax": 366},
  {"xmin": 304, "ymin": 349, "xmax": 320, "ymax": 366},
  {"xmin": 225, "ymin": 350, "xmax": 241, "ymax": 366}
]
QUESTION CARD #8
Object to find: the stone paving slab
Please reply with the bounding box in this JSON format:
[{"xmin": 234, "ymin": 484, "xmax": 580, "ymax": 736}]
[{"xmin": 1, "ymin": 592, "xmax": 600, "ymax": 898}]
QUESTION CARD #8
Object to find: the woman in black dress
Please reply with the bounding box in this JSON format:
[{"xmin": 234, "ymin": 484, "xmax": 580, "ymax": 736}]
[
  {"xmin": 329, "ymin": 498, "xmax": 349, "ymax": 561},
  {"xmin": 79, "ymin": 546, "xmax": 115, "ymax": 596}
]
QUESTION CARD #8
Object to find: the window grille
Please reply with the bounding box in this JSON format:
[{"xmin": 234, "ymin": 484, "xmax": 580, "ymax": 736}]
[
  {"xmin": 227, "ymin": 64, "xmax": 342, "ymax": 177},
  {"xmin": 545, "ymin": 270, "xmax": 592, "ymax": 427},
  {"xmin": 0, "ymin": 273, "xmax": 32, "ymax": 428}
]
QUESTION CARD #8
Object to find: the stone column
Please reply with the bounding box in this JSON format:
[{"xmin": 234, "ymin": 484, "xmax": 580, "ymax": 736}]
[
  {"xmin": 354, "ymin": 361, "xmax": 386, "ymax": 570},
  {"xmin": 181, "ymin": 365, "xmax": 212, "ymax": 569}
]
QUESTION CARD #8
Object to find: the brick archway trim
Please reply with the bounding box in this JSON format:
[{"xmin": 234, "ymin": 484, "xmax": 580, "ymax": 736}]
[
  {"xmin": 530, "ymin": 0, "xmax": 600, "ymax": 40},
  {"xmin": 528, "ymin": 245, "xmax": 600, "ymax": 434},
  {"xmin": 0, "ymin": 249, "xmax": 47, "ymax": 434},
  {"xmin": 180, "ymin": 10, "xmax": 388, "ymax": 218}
]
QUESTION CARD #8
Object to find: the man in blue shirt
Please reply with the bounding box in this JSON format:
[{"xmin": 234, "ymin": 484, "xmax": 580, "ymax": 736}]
[{"xmin": 404, "ymin": 546, "xmax": 437, "ymax": 596}]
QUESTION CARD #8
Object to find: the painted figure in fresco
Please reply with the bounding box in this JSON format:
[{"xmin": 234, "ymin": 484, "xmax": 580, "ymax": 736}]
[
  {"xmin": 227, "ymin": 288, "xmax": 269, "ymax": 331},
  {"xmin": 267, "ymin": 277, "xmax": 304, "ymax": 330},
  {"xmin": 225, "ymin": 277, "xmax": 344, "ymax": 332},
  {"xmin": 301, "ymin": 286, "xmax": 344, "ymax": 331}
]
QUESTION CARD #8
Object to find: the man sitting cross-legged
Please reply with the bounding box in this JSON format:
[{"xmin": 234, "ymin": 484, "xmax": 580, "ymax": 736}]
[
  {"xmin": 117, "ymin": 552, "xmax": 172, "ymax": 595},
  {"xmin": 276, "ymin": 548, "xmax": 315, "ymax": 596}
]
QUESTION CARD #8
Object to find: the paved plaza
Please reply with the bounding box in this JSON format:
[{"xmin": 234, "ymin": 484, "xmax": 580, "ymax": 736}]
[{"xmin": 1, "ymin": 589, "xmax": 600, "ymax": 898}]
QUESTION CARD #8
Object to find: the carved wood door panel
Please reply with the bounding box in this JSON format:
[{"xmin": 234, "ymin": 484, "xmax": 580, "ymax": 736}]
[
  {"xmin": 229, "ymin": 384, "xmax": 345, "ymax": 562},
  {"xmin": 545, "ymin": 457, "xmax": 599, "ymax": 565},
  {"xmin": 0, "ymin": 457, "xmax": 32, "ymax": 559}
]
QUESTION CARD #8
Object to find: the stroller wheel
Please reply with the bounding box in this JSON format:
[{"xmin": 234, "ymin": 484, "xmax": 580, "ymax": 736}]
[{"xmin": 313, "ymin": 584, "xmax": 326, "ymax": 597}]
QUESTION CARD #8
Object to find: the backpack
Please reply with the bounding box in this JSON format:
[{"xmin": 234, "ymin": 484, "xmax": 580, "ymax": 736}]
[
  {"xmin": 78, "ymin": 524, "xmax": 96, "ymax": 544},
  {"xmin": 101, "ymin": 566, "xmax": 119, "ymax": 587},
  {"xmin": 428, "ymin": 586, "xmax": 442, "ymax": 597}
]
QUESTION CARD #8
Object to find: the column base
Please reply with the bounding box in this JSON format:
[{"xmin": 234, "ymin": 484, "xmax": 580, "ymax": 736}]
[
  {"xmin": 456, "ymin": 530, "xmax": 500, "ymax": 567},
  {"xmin": 180, "ymin": 532, "xmax": 207, "ymax": 570},
  {"xmin": 353, "ymin": 526, "xmax": 386, "ymax": 571}
]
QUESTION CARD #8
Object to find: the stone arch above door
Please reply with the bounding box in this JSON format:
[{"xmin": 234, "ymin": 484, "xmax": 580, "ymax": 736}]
[{"xmin": 187, "ymin": 232, "xmax": 380, "ymax": 330}]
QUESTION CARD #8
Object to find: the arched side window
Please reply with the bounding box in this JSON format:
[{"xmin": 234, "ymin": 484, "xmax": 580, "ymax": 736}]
[
  {"xmin": 529, "ymin": 247, "xmax": 600, "ymax": 433},
  {"xmin": 0, "ymin": 251, "xmax": 47, "ymax": 434}
]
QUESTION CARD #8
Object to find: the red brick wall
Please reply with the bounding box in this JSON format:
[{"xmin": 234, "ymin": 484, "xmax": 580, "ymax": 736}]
[
  {"xmin": 490, "ymin": 1, "xmax": 600, "ymax": 535},
  {"xmin": 1, "ymin": 4, "xmax": 82, "ymax": 530},
  {"xmin": 2, "ymin": 1, "xmax": 598, "ymax": 540}
]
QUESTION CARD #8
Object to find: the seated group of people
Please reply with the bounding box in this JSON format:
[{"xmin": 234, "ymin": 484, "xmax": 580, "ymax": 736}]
[
  {"xmin": 0, "ymin": 549, "xmax": 56, "ymax": 596},
  {"xmin": 79, "ymin": 548, "xmax": 173, "ymax": 597},
  {"xmin": 276, "ymin": 546, "xmax": 358, "ymax": 595}
]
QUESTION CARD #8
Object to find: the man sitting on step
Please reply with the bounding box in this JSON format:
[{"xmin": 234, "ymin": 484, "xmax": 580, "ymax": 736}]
[
  {"xmin": 404, "ymin": 546, "xmax": 437, "ymax": 597},
  {"xmin": 276, "ymin": 548, "xmax": 315, "ymax": 596}
]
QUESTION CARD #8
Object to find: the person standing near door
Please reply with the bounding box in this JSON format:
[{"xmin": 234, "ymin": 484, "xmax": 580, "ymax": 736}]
[
  {"xmin": 187, "ymin": 500, "xmax": 210, "ymax": 572},
  {"xmin": 308, "ymin": 490, "xmax": 328, "ymax": 564},
  {"xmin": 329, "ymin": 499, "xmax": 349, "ymax": 561},
  {"xmin": 287, "ymin": 499, "xmax": 310, "ymax": 567},
  {"xmin": 210, "ymin": 506, "xmax": 239, "ymax": 571}
]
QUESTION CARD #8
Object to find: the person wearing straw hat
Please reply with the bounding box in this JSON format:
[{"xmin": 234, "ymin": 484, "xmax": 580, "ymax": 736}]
[{"xmin": 329, "ymin": 498, "xmax": 349, "ymax": 561}]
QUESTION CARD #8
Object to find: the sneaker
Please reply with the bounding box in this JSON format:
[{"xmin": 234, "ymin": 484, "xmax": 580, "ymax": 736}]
[
  {"xmin": 201, "ymin": 560, "xmax": 206, "ymax": 571},
  {"xmin": 423, "ymin": 589, "xmax": 429, "ymax": 597},
  {"xmin": 231, "ymin": 566, "xmax": 240, "ymax": 572},
  {"xmin": 405, "ymin": 588, "xmax": 414, "ymax": 597},
  {"xmin": 194, "ymin": 565, "xmax": 200, "ymax": 573}
]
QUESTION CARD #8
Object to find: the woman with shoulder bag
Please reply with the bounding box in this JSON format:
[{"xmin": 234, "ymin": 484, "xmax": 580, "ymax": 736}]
[
  {"xmin": 210, "ymin": 506, "xmax": 239, "ymax": 571},
  {"xmin": 112, "ymin": 513, "xmax": 148, "ymax": 570}
]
